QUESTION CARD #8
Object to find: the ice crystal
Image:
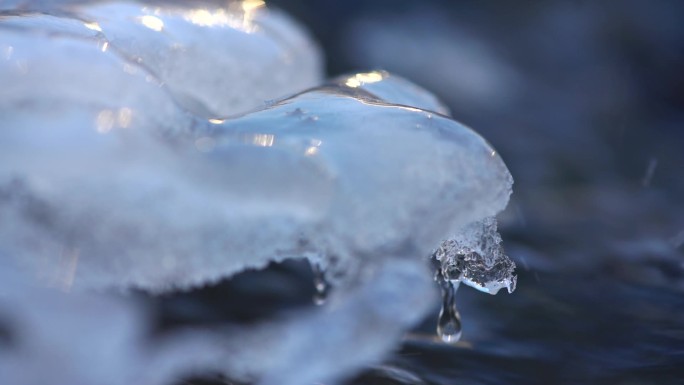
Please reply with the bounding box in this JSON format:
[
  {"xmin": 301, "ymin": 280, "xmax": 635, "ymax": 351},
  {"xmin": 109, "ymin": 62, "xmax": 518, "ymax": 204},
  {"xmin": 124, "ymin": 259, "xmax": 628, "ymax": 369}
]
[{"xmin": 433, "ymin": 217, "xmax": 517, "ymax": 294}]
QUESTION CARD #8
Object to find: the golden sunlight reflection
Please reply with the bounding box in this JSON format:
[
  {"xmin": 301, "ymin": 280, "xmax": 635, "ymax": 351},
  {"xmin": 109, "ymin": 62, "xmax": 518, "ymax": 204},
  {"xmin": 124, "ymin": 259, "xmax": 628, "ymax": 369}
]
[
  {"xmin": 184, "ymin": 9, "xmax": 230, "ymax": 27},
  {"xmin": 208, "ymin": 118, "xmax": 225, "ymax": 124},
  {"xmin": 242, "ymin": 0, "xmax": 266, "ymax": 12},
  {"xmin": 139, "ymin": 15, "xmax": 164, "ymax": 32},
  {"xmin": 344, "ymin": 71, "xmax": 386, "ymax": 88},
  {"xmin": 305, "ymin": 138, "xmax": 322, "ymax": 156},
  {"xmin": 239, "ymin": 0, "xmax": 265, "ymax": 29},
  {"xmin": 185, "ymin": 1, "xmax": 265, "ymax": 32},
  {"xmin": 83, "ymin": 21, "xmax": 102, "ymax": 32},
  {"xmin": 252, "ymin": 133, "xmax": 275, "ymax": 147}
]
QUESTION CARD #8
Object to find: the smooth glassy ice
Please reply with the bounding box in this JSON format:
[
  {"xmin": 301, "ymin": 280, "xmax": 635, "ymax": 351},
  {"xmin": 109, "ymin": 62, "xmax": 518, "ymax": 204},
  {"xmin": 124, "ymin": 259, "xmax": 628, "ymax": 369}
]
[
  {"xmin": 329, "ymin": 70, "xmax": 450, "ymax": 115},
  {"xmin": 0, "ymin": 0, "xmax": 322, "ymax": 117}
]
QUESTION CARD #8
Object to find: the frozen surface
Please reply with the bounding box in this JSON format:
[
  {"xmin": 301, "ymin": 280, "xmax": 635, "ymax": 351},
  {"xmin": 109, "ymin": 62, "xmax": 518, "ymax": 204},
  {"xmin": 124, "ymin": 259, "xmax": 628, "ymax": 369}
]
[
  {"xmin": 0, "ymin": 0, "xmax": 322, "ymax": 117},
  {"xmin": 329, "ymin": 71, "xmax": 450, "ymax": 115},
  {"xmin": 0, "ymin": 50, "xmax": 512, "ymax": 292},
  {"xmin": 0, "ymin": 2, "xmax": 514, "ymax": 384}
]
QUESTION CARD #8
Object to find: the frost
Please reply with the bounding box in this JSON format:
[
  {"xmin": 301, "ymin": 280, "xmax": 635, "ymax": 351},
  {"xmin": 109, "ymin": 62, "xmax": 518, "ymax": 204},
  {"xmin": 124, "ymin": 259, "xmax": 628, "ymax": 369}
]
[{"xmin": 0, "ymin": 1, "xmax": 514, "ymax": 384}]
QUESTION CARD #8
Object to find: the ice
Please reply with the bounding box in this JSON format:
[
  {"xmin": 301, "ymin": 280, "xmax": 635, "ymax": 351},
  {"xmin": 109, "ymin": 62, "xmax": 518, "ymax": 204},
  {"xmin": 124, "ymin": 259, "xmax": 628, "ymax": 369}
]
[
  {"xmin": 431, "ymin": 217, "xmax": 516, "ymax": 344},
  {"xmin": 80, "ymin": 1, "xmax": 322, "ymax": 117},
  {"xmin": 330, "ymin": 71, "xmax": 450, "ymax": 115},
  {"xmin": 0, "ymin": 268, "xmax": 148, "ymax": 385},
  {"xmin": 0, "ymin": 64, "xmax": 513, "ymax": 292},
  {"xmin": 0, "ymin": 2, "xmax": 514, "ymax": 384},
  {"xmin": 0, "ymin": 258, "xmax": 434, "ymax": 385},
  {"xmin": 0, "ymin": 0, "xmax": 322, "ymax": 117},
  {"xmin": 433, "ymin": 217, "xmax": 517, "ymax": 295}
]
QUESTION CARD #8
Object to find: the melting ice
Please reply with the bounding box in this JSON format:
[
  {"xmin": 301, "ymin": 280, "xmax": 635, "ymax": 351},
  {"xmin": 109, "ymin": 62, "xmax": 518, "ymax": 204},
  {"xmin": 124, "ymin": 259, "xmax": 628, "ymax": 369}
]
[
  {"xmin": 433, "ymin": 217, "xmax": 517, "ymax": 295},
  {"xmin": 0, "ymin": 1, "xmax": 515, "ymax": 384}
]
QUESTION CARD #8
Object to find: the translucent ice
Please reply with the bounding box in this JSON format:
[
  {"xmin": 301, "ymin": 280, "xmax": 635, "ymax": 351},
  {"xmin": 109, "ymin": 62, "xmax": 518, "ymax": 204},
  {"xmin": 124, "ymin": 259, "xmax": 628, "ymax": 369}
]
[
  {"xmin": 330, "ymin": 70, "xmax": 450, "ymax": 115},
  {"xmin": 0, "ymin": 2, "xmax": 514, "ymax": 384},
  {"xmin": 433, "ymin": 217, "xmax": 517, "ymax": 295},
  {"xmin": 0, "ymin": 0, "xmax": 322, "ymax": 117},
  {"xmin": 0, "ymin": 54, "xmax": 512, "ymax": 292}
]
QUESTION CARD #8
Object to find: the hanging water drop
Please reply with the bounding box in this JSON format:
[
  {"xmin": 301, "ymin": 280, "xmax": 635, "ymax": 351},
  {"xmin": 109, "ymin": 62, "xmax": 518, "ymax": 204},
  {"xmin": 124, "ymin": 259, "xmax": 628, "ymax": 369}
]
[
  {"xmin": 436, "ymin": 278, "xmax": 462, "ymax": 343},
  {"xmin": 311, "ymin": 262, "xmax": 329, "ymax": 305}
]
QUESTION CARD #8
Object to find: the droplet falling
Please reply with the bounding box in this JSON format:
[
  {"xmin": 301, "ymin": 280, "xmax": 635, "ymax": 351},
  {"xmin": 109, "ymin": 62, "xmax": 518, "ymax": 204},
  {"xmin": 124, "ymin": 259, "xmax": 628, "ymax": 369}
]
[
  {"xmin": 436, "ymin": 279, "xmax": 462, "ymax": 343},
  {"xmin": 311, "ymin": 262, "xmax": 329, "ymax": 305}
]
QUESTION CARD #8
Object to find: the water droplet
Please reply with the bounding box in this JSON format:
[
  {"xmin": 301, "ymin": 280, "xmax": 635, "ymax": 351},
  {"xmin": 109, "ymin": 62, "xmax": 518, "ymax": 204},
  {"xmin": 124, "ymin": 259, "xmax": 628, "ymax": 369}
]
[
  {"xmin": 436, "ymin": 279, "xmax": 462, "ymax": 343},
  {"xmin": 311, "ymin": 262, "xmax": 329, "ymax": 306}
]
